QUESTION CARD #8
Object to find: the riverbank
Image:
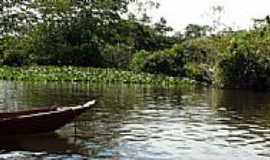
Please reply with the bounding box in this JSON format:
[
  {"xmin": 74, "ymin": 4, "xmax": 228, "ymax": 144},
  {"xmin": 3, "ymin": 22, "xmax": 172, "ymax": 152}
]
[{"xmin": 0, "ymin": 66, "xmax": 196, "ymax": 87}]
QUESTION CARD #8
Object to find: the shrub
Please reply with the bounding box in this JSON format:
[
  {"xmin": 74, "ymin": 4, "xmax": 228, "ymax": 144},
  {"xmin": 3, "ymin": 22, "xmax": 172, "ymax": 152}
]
[
  {"xmin": 2, "ymin": 50, "xmax": 29, "ymax": 66},
  {"xmin": 214, "ymin": 44, "xmax": 270, "ymax": 90},
  {"xmin": 185, "ymin": 63, "xmax": 212, "ymax": 83},
  {"xmin": 101, "ymin": 44, "xmax": 134, "ymax": 68},
  {"xmin": 129, "ymin": 50, "xmax": 150, "ymax": 72},
  {"xmin": 144, "ymin": 46, "xmax": 186, "ymax": 77},
  {"xmin": 130, "ymin": 44, "xmax": 187, "ymax": 77}
]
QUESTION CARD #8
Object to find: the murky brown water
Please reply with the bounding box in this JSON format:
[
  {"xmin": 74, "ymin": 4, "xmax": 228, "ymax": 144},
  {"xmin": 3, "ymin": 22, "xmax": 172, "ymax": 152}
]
[{"xmin": 0, "ymin": 81, "xmax": 270, "ymax": 159}]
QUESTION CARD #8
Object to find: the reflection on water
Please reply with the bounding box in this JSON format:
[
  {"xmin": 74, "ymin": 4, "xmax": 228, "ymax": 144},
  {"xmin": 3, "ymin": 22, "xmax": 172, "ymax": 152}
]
[
  {"xmin": 0, "ymin": 133, "xmax": 84, "ymax": 154},
  {"xmin": 0, "ymin": 81, "xmax": 270, "ymax": 159}
]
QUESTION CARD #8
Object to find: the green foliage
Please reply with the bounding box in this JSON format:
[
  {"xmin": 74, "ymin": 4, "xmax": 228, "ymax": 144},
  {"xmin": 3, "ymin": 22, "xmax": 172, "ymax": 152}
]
[
  {"xmin": 4, "ymin": 0, "xmax": 270, "ymax": 90},
  {"xmin": 0, "ymin": 66, "xmax": 195, "ymax": 86},
  {"xmin": 129, "ymin": 50, "xmax": 151, "ymax": 72},
  {"xmin": 1, "ymin": 35, "xmax": 34, "ymax": 66},
  {"xmin": 214, "ymin": 43, "xmax": 270, "ymax": 90},
  {"xmin": 184, "ymin": 24, "xmax": 211, "ymax": 39},
  {"xmin": 1, "ymin": 0, "xmax": 174, "ymax": 67},
  {"xmin": 129, "ymin": 17, "xmax": 270, "ymax": 90},
  {"xmin": 0, "ymin": 0, "xmax": 37, "ymax": 37},
  {"xmin": 3, "ymin": 51, "xmax": 28, "ymax": 67},
  {"xmin": 209, "ymin": 19, "xmax": 270, "ymax": 90},
  {"xmin": 143, "ymin": 45, "xmax": 186, "ymax": 76},
  {"xmin": 130, "ymin": 40, "xmax": 217, "ymax": 83},
  {"xmin": 182, "ymin": 38, "xmax": 223, "ymax": 65},
  {"xmin": 130, "ymin": 45, "xmax": 187, "ymax": 77},
  {"xmin": 101, "ymin": 44, "xmax": 134, "ymax": 68},
  {"xmin": 185, "ymin": 63, "xmax": 212, "ymax": 83}
]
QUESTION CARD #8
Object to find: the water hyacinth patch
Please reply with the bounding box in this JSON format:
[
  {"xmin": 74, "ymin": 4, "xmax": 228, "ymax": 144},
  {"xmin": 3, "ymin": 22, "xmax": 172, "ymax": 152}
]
[{"xmin": 0, "ymin": 66, "xmax": 196, "ymax": 87}]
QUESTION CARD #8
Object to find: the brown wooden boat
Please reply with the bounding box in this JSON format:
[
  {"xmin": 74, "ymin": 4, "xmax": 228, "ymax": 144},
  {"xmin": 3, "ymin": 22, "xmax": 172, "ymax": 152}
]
[{"xmin": 0, "ymin": 100, "xmax": 95, "ymax": 135}]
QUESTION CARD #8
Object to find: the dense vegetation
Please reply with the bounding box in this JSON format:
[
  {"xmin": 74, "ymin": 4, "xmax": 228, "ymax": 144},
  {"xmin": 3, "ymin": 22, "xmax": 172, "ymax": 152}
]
[
  {"xmin": 2, "ymin": 1, "xmax": 270, "ymax": 90},
  {"xmin": 1, "ymin": 0, "xmax": 176, "ymax": 67},
  {"xmin": 0, "ymin": 66, "xmax": 195, "ymax": 86},
  {"xmin": 130, "ymin": 18, "xmax": 270, "ymax": 90}
]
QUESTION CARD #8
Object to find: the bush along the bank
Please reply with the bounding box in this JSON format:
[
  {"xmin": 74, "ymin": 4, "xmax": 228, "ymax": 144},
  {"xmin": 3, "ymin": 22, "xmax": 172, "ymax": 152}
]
[
  {"xmin": 214, "ymin": 43, "xmax": 270, "ymax": 90},
  {"xmin": 129, "ymin": 50, "xmax": 151, "ymax": 72},
  {"xmin": 184, "ymin": 63, "xmax": 212, "ymax": 84},
  {"xmin": 130, "ymin": 44, "xmax": 213, "ymax": 84},
  {"xmin": 130, "ymin": 45, "xmax": 187, "ymax": 76},
  {"xmin": 142, "ymin": 45, "xmax": 187, "ymax": 77},
  {"xmin": 129, "ymin": 23, "xmax": 270, "ymax": 90}
]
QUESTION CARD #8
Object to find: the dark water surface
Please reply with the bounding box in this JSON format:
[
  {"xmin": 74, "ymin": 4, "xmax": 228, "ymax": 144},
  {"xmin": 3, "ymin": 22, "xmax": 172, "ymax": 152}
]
[{"xmin": 0, "ymin": 81, "xmax": 270, "ymax": 159}]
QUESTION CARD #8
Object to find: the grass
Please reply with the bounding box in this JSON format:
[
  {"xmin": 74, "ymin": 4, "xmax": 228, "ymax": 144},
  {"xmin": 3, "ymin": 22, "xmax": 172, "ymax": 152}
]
[{"xmin": 0, "ymin": 66, "xmax": 196, "ymax": 86}]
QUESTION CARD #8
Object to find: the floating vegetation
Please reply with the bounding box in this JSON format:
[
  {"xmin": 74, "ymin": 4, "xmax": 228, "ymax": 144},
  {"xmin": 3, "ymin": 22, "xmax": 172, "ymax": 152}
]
[{"xmin": 0, "ymin": 66, "xmax": 196, "ymax": 86}]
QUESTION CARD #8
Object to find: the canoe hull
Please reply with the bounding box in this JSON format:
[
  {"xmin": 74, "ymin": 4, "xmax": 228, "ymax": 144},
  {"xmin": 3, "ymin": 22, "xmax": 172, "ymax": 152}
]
[{"xmin": 0, "ymin": 100, "xmax": 95, "ymax": 135}]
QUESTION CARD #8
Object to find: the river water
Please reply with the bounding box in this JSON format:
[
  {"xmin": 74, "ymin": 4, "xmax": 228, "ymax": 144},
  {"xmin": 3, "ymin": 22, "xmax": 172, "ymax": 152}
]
[{"xmin": 0, "ymin": 81, "xmax": 270, "ymax": 160}]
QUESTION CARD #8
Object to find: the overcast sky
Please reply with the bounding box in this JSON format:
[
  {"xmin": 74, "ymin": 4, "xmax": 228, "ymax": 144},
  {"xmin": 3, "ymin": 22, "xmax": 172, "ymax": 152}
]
[{"xmin": 148, "ymin": 0, "xmax": 270, "ymax": 31}]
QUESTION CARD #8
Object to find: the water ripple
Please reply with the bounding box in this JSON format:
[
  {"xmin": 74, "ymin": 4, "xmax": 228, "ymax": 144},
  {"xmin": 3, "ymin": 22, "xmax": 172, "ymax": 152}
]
[{"xmin": 0, "ymin": 82, "xmax": 270, "ymax": 159}]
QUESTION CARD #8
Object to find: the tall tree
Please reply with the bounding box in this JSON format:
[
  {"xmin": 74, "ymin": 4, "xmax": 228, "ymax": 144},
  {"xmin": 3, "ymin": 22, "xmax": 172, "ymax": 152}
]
[{"xmin": 1, "ymin": 0, "xmax": 172, "ymax": 67}]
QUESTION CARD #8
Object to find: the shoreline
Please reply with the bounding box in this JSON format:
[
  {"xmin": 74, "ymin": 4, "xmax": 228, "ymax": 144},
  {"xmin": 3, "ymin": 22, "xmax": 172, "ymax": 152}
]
[{"xmin": 0, "ymin": 66, "xmax": 197, "ymax": 87}]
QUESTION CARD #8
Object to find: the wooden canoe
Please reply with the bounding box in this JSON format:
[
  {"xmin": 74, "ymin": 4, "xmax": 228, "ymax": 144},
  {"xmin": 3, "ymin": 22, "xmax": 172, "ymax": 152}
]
[{"xmin": 0, "ymin": 100, "xmax": 95, "ymax": 135}]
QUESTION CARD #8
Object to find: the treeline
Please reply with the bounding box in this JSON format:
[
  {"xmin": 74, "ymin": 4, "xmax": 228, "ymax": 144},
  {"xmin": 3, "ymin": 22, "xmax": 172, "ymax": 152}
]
[
  {"xmin": 2, "ymin": 1, "xmax": 270, "ymax": 90},
  {"xmin": 1, "ymin": 0, "xmax": 177, "ymax": 67},
  {"xmin": 131, "ymin": 17, "xmax": 270, "ymax": 90}
]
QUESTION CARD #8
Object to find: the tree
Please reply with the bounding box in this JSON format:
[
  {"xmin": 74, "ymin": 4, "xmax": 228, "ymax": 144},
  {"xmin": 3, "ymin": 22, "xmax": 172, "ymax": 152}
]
[
  {"xmin": 184, "ymin": 24, "xmax": 211, "ymax": 39},
  {"xmin": 1, "ymin": 0, "xmax": 172, "ymax": 67}
]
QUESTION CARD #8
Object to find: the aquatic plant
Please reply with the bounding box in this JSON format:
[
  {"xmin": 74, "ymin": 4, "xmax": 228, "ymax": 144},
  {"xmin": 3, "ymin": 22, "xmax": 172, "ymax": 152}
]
[{"xmin": 0, "ymin": 66, "xmax": 196, "ymax": 86}]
